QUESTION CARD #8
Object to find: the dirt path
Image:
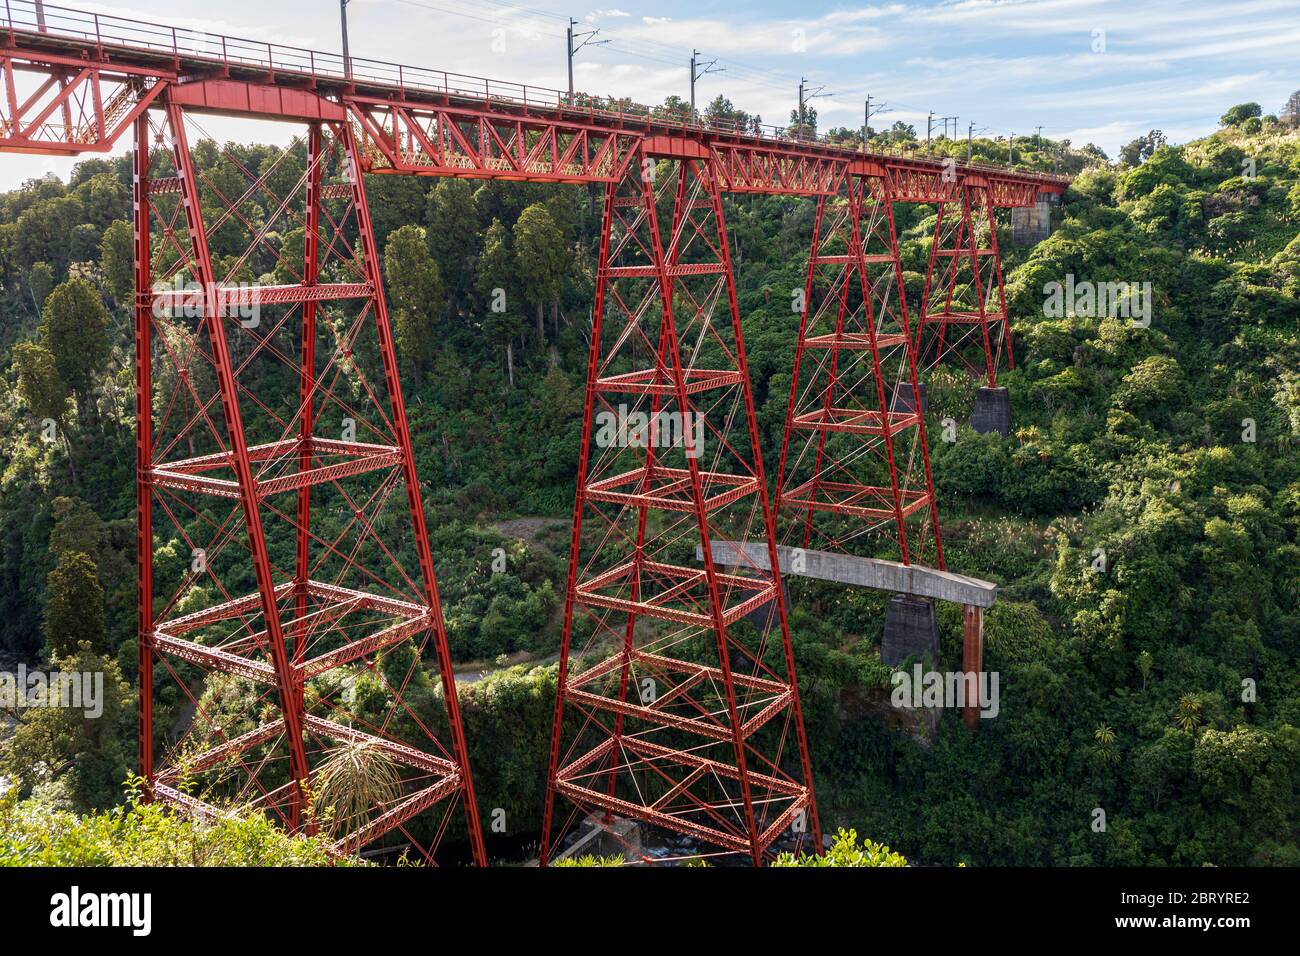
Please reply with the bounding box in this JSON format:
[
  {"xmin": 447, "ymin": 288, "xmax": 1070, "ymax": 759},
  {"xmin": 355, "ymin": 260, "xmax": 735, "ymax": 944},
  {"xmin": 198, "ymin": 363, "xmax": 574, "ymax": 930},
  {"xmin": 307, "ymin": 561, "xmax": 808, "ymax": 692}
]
[{"xmin": 492, "ymin": 517, "xmax": 565, "ymax": 553}]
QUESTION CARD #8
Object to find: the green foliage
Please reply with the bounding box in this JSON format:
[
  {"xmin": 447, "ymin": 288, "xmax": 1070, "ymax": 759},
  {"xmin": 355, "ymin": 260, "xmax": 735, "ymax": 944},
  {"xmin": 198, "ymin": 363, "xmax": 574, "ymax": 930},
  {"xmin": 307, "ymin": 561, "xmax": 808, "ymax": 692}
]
[
  {"xmin": 12, "ymin": 341, "xmax": 67, "ymax": 423},
  {"xmin": 98, "ymin": 219, "xmax": 133, "ymax": 303},
  {"xmin": 1220, "ymin": 102, "xmax": 1263, "ymax": 127},
  {"xmin": 772, "ymin": 828, "xmax": 908, "ymax": 867},
  {"xmin": 512, "ymin": 203, "xmax": 566, "ymax": 334},
  {"xmin": 385, "ymin": 224, "xmax": 445, "ymax": 376},
  {"xmin": 2, "ymin": 644, "xmax": 131, "ymax": 810},
  {"xmin": 0, "ymin": 111, "xmax": 1295, "ymax": 871},
  {"xmin": 37, "ymin": 278, "xmax": 109, "ymax": 414},
  {"xmin": 0, "ymin": 788, "xmax": 356, "ymax": 866},
  {"xmin": 552, "ymin": 853, "xmax": 626, "ymax": 867},
  {"xmin": 43, "ymin": 551, "xmax": 106, "ymax": 657}
]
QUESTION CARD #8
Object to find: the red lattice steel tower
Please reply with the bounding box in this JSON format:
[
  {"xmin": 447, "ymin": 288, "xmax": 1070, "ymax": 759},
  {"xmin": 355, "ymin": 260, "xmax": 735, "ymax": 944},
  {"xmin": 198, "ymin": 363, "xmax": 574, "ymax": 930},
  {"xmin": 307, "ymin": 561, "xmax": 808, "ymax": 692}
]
[
  {"xmin": 540, "ymin": 151, "xmax": 821, "ymax": 865},
  {"xmin": 916, "ymin": 175, "xmax": 1013, "ymax": 386},
  {"xmin": 134, "ymin": 102, "xmax": 484, "ymax": 864},
  {"xmin": 776, "ymin": 169, "xmax": 944, "ymax": 567}
]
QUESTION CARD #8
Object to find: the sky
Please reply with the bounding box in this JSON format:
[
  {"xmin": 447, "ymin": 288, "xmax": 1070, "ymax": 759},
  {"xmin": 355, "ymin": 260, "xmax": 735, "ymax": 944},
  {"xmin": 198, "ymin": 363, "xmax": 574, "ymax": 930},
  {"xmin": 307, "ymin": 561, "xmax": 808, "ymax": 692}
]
[{"xmin": 4, "ymin": 0, "xmax": 1298, "ymax": 187}]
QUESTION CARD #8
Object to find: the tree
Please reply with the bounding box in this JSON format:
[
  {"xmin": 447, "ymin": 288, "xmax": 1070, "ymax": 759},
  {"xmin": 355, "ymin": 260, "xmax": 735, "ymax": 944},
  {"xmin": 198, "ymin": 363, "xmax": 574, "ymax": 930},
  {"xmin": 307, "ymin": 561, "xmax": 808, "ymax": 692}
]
[
  {"xmin": 654, "ymin": 94, "xmax": 692, "ymax": 123},
  {"xmin": 424, "ymin": 179, "xmax": 478, "ymax": 309},
  {"xmin": 476, "ymin": 218, "xmax": 520, "ymax": 383},
  {"xmin": 1081, "ymin": 143, "xmax": 1110, "ymax": 164},
  {"xmin": 28, "ymin": 261, "xmax": 54, "ymax": 311},
  {"xmin": 483, "ymin": 311, "xmax": 524, "ymax": 387},
  {"xmin": 12, "ymin": 341, "xmax": 68, "ymax": 425},
  {"xmin": 888, "ymin": 120, "xmax": 916, "ymax": 142},
  {"xmin": 1283, "ymin": 90, "xmax": 1300, "ymax": 126},
  {"xmin": 43, "ymin": 551, "xmax": 107, "ymax": 657},
  {"xmin": 788, "ymin": 104, "xmax": 817, "ymax": 139},
  {"xmin": 49, "ymin": 497, "xmax": 107, "ymax": 559},
  {"xmin": 1119, "ymin": 130, "xmax": 1166, "ymax": 166},
  {"xmin": 513, "ymin": 204, "xmax": 566, "ymax": 346},
  {"xmin": 98, "ymin": 219, "xmax": 133, "ymax": 303},
  {"xmin": 703, "ymin": 94, "xmax": 753, "ymax": 132},
  {"xmin": 38, "ymin": 277, "xmax": 110, "ymax": 420},
  {"xmin": 0, "ymin": 644, "xmax": 130, "ymax": 810},
  {"xmin": 312, "ymin": 741, "xmax": 402, "ymax": 839},
  {"xmin": 1220, "ymin": 102, "xmax": 1262, "ymax": 127},
  {"xmin": 383, "ymin": 224, "xmax": 444, "ymax": 376}
]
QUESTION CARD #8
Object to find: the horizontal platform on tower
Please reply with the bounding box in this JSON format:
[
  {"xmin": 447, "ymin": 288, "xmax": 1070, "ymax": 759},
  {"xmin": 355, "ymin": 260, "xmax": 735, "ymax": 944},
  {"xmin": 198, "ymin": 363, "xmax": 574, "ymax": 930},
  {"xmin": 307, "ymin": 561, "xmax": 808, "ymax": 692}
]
[
  {"xmin": 565, "ymin": 649, "xmax": 792, "ymax": 741},
  {"xmin": 781, "ymin": 480, "xmax": 933, "ymax": 521},
  {"xmin": 147, "ymin": 282, "xmax": 373, "ymax": 310},
  {"xmin": 699, "ymin": 540, "xmax": 998, "ymax": 607},
  {"xmin": 595, "ymin": 368, "xmax": 743, "ymax": 396},
  {"xmin": 152, "ymin": 579, "xmax": 432, "ymax": 682},
  {"xmin": 789, "ymin": 407, "xmax": 920, "ymax": 436},
  {"xmin": 150, "ymin": 437, "xmax": 404, "ymax": 499},
  {"xmin": 803, "ymin": 332, "xmax": 910, "ymax": 350},
  {"xmin": 585, "ymin": 466, "xmax": 759, "ymax": 513},
  {"xmin": 152, "ymin": 713, "xmax": 462, "ymax": 853},
  {"xmin": 574, "ymin": 559, "xmax": 776, "ymax": 628},
  {"xmin": 606, "ymin": 263, "xmax": 726, "ymax": 278},
  {"xmin": 811, "ymin": 252, "xmax": 896, "ymax": 266},
  {"xmin": 554, "ymin": 735, "xmax": 807, "ymax": 855},
  {"xmin": 920, "ymin": 310, "xmax": 1008, "ymax": 324}
]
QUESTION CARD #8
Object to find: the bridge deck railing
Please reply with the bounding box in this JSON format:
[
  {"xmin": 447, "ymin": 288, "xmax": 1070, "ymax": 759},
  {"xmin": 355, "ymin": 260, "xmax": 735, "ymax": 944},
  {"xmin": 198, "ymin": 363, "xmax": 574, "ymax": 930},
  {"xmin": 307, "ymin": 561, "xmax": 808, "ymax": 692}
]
[{"xmin": 1, "ymin": 0, "xmax": 1069, "ymax": 187}]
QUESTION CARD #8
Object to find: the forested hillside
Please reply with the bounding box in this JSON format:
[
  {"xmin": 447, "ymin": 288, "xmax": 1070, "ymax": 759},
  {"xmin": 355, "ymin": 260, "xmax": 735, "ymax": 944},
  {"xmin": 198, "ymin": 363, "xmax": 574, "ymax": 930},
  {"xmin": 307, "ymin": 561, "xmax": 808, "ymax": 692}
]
[{"xmin": 1, "ymin": 98, "xmax": 1296, "ymax": 865}]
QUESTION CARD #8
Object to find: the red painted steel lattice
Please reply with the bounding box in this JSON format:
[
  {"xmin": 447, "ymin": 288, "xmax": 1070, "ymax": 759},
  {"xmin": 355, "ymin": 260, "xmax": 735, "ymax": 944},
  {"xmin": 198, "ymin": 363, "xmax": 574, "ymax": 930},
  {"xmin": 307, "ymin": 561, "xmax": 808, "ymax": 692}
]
[
  {"xmin": 541, "ymin": 153, "xmax": 821, "ymax": 865},
  {"xmin": 776, "ymin": 174, "xmax": 944, "ymax": 567},
  {"xmin": 917, "ymin": 180, "xmax": 1014, "ymax": 387},
  {"xmin": 134, "ymin": 104, "xmax": 483, "ymax": 864},
  {"xmin": 0, "ymin": 0, "xmax": 1069, "ymax": 865}
]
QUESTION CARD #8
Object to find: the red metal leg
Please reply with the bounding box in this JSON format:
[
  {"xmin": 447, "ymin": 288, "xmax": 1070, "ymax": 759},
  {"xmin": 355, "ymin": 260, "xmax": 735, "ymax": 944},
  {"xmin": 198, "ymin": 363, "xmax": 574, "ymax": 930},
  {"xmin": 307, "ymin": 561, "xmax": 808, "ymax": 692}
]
[
  {"xmin": 133, "ymin": 112, "xmax": 153, "ymax": 794},
  {"xmin": 540, "ymin": 176, "xmax": 619, "ymax": 867},
  {"xmin": 166, "ymin": 102, "xmax": 313, "ymax": 817}
]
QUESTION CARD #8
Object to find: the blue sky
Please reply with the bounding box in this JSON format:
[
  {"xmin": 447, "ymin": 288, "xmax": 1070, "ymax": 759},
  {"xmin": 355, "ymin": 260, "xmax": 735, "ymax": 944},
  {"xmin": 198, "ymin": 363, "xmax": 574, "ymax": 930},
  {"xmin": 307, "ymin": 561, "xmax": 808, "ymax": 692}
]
[{"xmin": 6, "ymin": 0, "xmax": 1298, "ymax": 187}]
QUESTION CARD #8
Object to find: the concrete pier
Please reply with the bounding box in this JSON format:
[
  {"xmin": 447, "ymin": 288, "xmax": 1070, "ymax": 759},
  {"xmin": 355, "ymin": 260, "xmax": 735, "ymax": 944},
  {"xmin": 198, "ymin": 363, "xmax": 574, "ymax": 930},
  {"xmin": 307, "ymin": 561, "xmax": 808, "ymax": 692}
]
[
  {"xmin": 890, "ymin": 381, "xmax": 928, "ymax": 415},
  {"xmin": 971, "ymin": 386, "xmax": 1011, "ymax": 436},
  {"xmin": 881, "ymin": 595, "xmax": 939, "ymax": 665}
]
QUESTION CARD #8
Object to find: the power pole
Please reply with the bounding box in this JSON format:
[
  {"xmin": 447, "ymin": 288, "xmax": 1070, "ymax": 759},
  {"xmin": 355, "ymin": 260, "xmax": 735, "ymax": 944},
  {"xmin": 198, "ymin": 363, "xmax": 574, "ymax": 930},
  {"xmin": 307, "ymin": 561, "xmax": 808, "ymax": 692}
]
[
  {"xmin": 690, "ymin": 49, "xmax": 722, "ymax": 114},
  {"xmin": 967, "ymin": 121, "xmax": 974, "ymax": 161},
  {"xmin": 927, "ymin": 111, "xmax": 934, "ymax": 153},
  {"xmin": 797, "ymin": 78, "xmax": 828, "ymax": 140},
  {"xmin": 864, "ymin": 94, "xmax": 872, "ymax": 146},
  {"xmin": 1009, "ymin": 132, "xmax": 1014, "ymax": 164},
  {"xmin": 567, "ymin": 18, "xmax": 608, "ymax": 101},
  {"xmin": 339, "ymin": 0, "xmax": 352, "ymax": 80}
]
